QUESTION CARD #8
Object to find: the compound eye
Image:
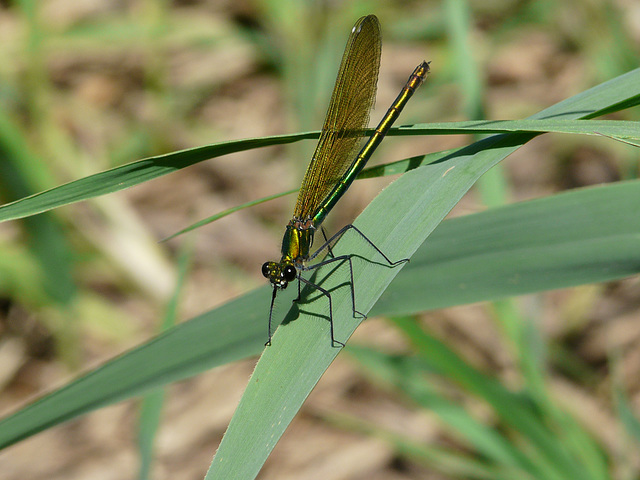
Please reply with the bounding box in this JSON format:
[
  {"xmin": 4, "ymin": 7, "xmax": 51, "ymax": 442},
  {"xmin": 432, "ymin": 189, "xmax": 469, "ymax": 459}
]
[
  {"xmin": 261, "ymin": 262, "xmax": 272, "ymax": 278},
  {"xmin": 283, "ymin": 265, "xmax": 297, "ymax": 282}
]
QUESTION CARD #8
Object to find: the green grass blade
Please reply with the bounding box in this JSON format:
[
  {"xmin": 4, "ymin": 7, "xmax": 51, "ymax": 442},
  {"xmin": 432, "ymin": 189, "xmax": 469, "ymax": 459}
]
[
  {"xmin": 204, "ymin": 135, "xmax": 527, "ymax": 479},
  {"xmin": 161, "ymin": 188, "xmax": 297, "ymax": 242},
  {"xmin": 137, "ymin": 237, "xmax": 193, "ymax": 479},
  {"xmin": 2, "ymin": 117, "xmax": 639, "ymax": 225},
  {"xmin": 0, "ymin": 132, "xmax": 315, "ymax": 223},
  {"xmin": 389, "ymin": 316, "xmax": 604, "ymax": 480},
  {"xmin": 0, "ymin": 179, "xmax": 637, "ymax": 452},
  {"xmin": 347, "ymin": 344, "xmax": 539, "ymax": 476},
  {"xmin": 389, "ymin": 119, "xmax": 640, "ymax": 139},
  {"xmin": 137, "ymin": 391, "xmax": 164, "ymax": 480},
  {"xmin": 612, "ymin": 359, "xmax": 640, "ymax": 445},
  {"xmin": 0, "ymin": 110, "xmax": 77, "ymax": 306},
  {"xmin": 205, "ymin": 69, "xmax": 640, "ymax": 478},
  {"xmin": 0, "ymin": 285, "xmax": 277, "ymax": 450},
  {"xmin": 373, "ymin": 179, "xmax": 640, "ymax": 316}
]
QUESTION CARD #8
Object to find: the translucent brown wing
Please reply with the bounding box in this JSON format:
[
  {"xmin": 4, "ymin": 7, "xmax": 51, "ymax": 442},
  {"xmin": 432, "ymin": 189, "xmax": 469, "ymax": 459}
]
[{"xmin": 293, "ymin": 15, "xmax": 381, "ymax": 221}]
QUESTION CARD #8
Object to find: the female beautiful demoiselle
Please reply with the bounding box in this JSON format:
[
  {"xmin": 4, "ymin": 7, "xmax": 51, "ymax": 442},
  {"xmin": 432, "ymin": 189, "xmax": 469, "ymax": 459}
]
[{"xmin": 262, "ymin": 15, "xmax": 429, "ymax": 346}]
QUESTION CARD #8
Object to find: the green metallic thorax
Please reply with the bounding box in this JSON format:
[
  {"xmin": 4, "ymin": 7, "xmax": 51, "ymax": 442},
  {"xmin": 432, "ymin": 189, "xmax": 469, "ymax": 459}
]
[
  {"xmin": 261, "ymin": 219, "xmax": 316, "ymax": 290},
  {"xmin": 280, "ymin": 218, "xmax": 315, "ymax": 265}
]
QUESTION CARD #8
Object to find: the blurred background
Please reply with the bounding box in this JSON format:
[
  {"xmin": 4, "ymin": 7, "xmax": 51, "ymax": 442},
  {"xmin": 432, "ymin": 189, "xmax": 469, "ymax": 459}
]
[{"xmin": 0, "ymin": 0, "xmax": 638, "ymax": 479}]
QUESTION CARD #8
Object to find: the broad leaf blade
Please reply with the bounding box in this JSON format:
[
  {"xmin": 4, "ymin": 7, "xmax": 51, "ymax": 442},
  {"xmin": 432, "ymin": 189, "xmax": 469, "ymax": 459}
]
[
  {"xmin": 374, "ymin": 180, "xmax": 640, "ymax": 315},
  {"xmin": 205, "ymin": 69, "xmax": 640, "ymax": 479},
  {"xmin": 1, "ymin": 178, "xmax": 638, "ymax": 452}
]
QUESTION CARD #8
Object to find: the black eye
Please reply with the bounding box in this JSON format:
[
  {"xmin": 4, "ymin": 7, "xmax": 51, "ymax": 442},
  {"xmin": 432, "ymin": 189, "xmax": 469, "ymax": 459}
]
[
  {"xmin": 261, "ymin": 262, "xmax": 271, "ymax": 278},
  {"xmin": 283, "ymin": 265, "xmax": 297, "ymax": 282}
]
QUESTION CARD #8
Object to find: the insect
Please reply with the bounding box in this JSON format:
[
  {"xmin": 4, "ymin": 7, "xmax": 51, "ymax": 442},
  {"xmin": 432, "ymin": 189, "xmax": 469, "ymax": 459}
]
[{"xmin": 261, "ymin": 14, "xmax": 429, "ymax": 346}]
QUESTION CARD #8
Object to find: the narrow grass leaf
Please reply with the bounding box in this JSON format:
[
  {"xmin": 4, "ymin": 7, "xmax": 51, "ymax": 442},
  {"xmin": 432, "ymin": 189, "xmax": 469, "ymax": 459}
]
[
  {"xmin": 137, "ymin": 237, "xmax": 193, "ymax": 479},
  {"xmin": 0, "ymin": 133, "xmax": 316, "ymax": 223},
  {"xmin": 2, "ymin": 119, "xmax": 639, "ymax": 224},
  {"xmin": 161, "ymin": 189, "xmax": 297, "ymax": 242},
  {"xmin": 390, "ymin": 316, "xmax": 604, "ymax": 480}
]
